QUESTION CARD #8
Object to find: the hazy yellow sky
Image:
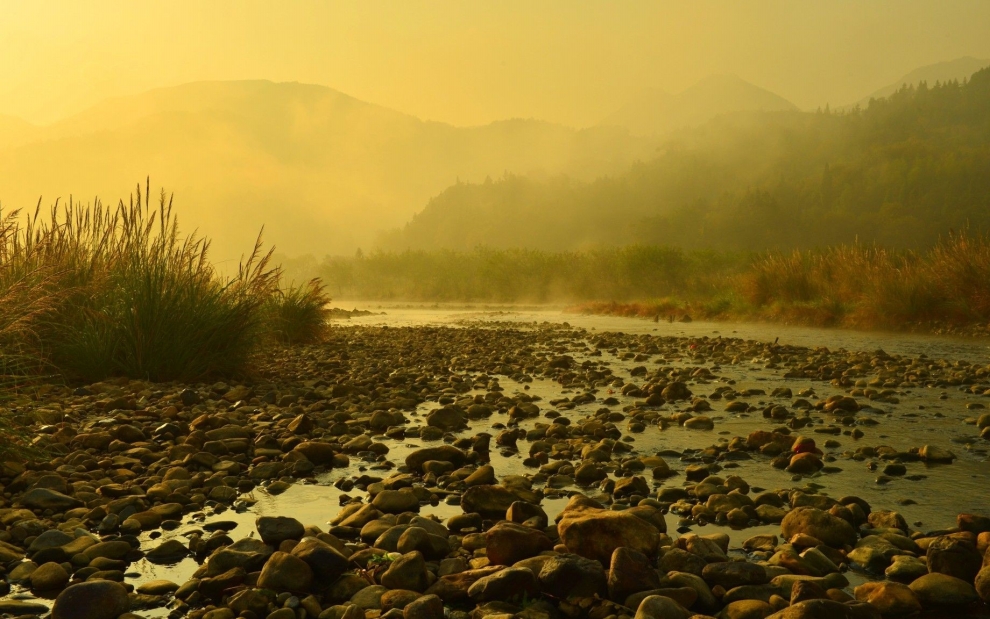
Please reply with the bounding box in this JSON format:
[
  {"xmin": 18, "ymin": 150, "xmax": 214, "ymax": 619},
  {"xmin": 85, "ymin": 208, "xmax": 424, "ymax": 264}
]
[{"xmin": 2, "ymin": 0, "xmax": 989, "ymax": 127}]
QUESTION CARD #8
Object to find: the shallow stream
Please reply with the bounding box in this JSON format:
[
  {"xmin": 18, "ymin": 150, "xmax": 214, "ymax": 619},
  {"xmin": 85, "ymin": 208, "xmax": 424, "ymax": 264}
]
[{"xmin": 9, "ymin": 306, "xmax": 990, "ymax": 615}]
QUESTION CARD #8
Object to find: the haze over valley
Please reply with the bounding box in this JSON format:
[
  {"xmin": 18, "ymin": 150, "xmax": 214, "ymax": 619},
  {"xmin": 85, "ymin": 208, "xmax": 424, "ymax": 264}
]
[{"xmin": 1, "ymin": 55, "xmax": 987, "ymax": 260}]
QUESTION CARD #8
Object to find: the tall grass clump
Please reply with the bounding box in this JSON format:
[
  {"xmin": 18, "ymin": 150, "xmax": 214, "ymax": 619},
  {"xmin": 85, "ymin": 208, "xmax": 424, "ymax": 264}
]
[
  {"xmin": 0, "ymin": 182, "xmax": 327, "ymax": 382},
  {"xmin": 740, "ymin": 232, "xmax": 990, "ymax": 328},
  {"xmin": 264, "ymin": 279, "xmax": 332, "ymax": 345},
  {"xmin": 925, "ymin": 232, "xmax": 990, "ymax": 320}
]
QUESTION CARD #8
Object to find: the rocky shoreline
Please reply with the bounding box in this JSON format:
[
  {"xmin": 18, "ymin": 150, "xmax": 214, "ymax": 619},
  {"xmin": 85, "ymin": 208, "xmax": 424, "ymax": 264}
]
[{"xmin": 1, "ymin": 322, "xmax": 990, "ymax": 619}]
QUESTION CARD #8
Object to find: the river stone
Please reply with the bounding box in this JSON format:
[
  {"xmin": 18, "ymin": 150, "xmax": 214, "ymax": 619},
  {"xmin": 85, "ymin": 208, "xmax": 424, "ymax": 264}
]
[
  {"xmin": 976, "ymin": 566, "xmax": 990, "ymax": 602},
  {"xmin": 381, "ymin": 589, "xmax": 422, "ymax": 612},
  {"xmin": 464, "ymin": 465, "xmax": 496, "ymax": 487},
  {"xmin": 200, "ymin": 567, "xmax": 247, "ymax": 599},
  {"xmin": 291, "ymin": 536, "xmax": 349, "ymax": 584},
  {"xmin": 557, "ymin": 495, "xmax": 662, "ymax": 563},
  {"xmin": 403, "ymin": 594, "xmax": 444, "ymax": 619},
  {"xmin": 425, "ymin": 566, "xmax": 502, "ymax": 604},
  {"xmin": 765, "ymin": 600, "xmax": 881, "ymax": 619},
  {"xmin": 684, "ymin": 416, "xmax": 714, "ymax": 430},
  {"xmin": 228, "ymin": 588, "xmax": 275, "ymax": 616},
  {"xmin": 351, "ymin": 585, "xmax": 389, "ymax": 610},
  {"xmin": 30, "ymin": 561, "xmax": 69, "ymax": 590},
  {"xmin": 373, "ymin": 489, "xmax": 421, "ymax": 513},
  {"xmin": 884, "ymin": 555, "xmax": 928, "ymax": 583},
  {"xmin": 538, "ymin": 553, "xmax": 608, "ymax": 599},
  {"xmin": 721, "ymin": 584, "xmax": 783, "ymax": 606},
  {"xmin": 909, "ymin": 572, "xmax": 978, "ymax": 607},
  {"xmin": 720, "ymin": 599, "xmax": 776, "ymax": 619},
  {"xmin": 781, "ymin": 507, "xmax": 857, "ymax": 548},
  {"xmin": 918, "ymin": 445, "xmax": 955, "ymax": 463},
  {"xmin": 257, "ymin": 516, "xmax": 305, "ymax": 546},
  {"xmin": 661, "ymin": 382, "xmax": 692, "ymax": 401},
  {"xmin": 9, "ymin": 561, "xmax": 38, "ymax": 582},
  {"xmin": 206, "ymin": 538, "xmax": 272, "ymax": 575},
  {"xmin": 574, "ymin": 462, "xmax": 607, "ymax": 484},
  {"xmin": 681, "ymin": 533, "xmax": 727, "ymax": 562},
  {"xmin": 257, "ymin": 551, "xmax": 314, "ymax": 593},
  {"xmin": 337, "ymin": 504, "xmax": 382, "ymax": 529},
  {"xmin": 958, "ymin": 513, "xmax": 990, "ymax": 534},
  {"xmin": 21, "ymin": 488, "xmax": 83, "ymax": 511},
  {"xmin": 846, "ymin": 546, "xmax": 888, "ymax": 574},
  {"xmin": 506, "ymin": 501, "xmax": 548, "ymax": 529},
  {"xmin": 52, "ymin": 581, "xmax": 130, "ymax": 619},
  {"xmin": 926, "ymin": 535, "xmax": 982, "ymax": 582},
  {"xmin": 83, "ymin": 540, "xmax": 132, "ymax": 561},
  {"xmin": 427, "ymin": 407, "xmax": 467, "ymax": 431},
  {"xmin": 28, "ymin": 529, "xmax": 74, "ymax": 553},
  {"xmin": 608, "ymin": 546, "xmax": 661, "ymax": 602},
  {"xmin": 293, "ymin": 442, "xmax": 337, "ymax": 466},
  {"xmin": 772, "ymin": 573, "xmax": 848, "ymax": 598},
  {"xmin": 397, "ymin": 527, "xmax": 449, "ymax": 560},
  {"xmin": 658, "ymin": 547, "xmax": 707, "ymax": 576},
  {"xmin": 137, "ymin": 580, "xmax": 180, "ymax": 595},
  {"xmin": 703, "ymin": 560, "xmax": 768, "ymax": 589},
  {"xmin": 854, "ymin": 581, "xmax": 921, "ymax": 617},
  {"xmin": 381, "ymin": 551, "xmax": 429, "ymax": 592},
  {"xmin": 202, "ymin": 609, "xmax": 236, "ymax": 619},
  {"xmin": 0, "ymin": 539, "xmax": 25, "ymax": 563},
  {"xmin": 867, "ymin": 510, "xmax": 907, "ymax": 532},
  {"xmin": 667, "ymin": 571, "xmax": 718, "ymax": 612},
  {"xmin": 146, "ymin": 539, "xmax": 189, "ymax": 563},
  {"xmin": 405, "ymin": 446, "xmax": 468, "ymax": 472},
  {"xmin": 460, "ymin": 485, "xmax": 520, "ymax": 518},
  {"xmin": 786, "ymin": 453, "xmax": 823, "ymax": 475},
  {"xmin": 634, "ymin": 595, "xmax": 692, "ymax": 619},
  {"xmin": 467, "ymin": 566, "xmax": 538, "ymax": 602},
  {"xmin": 0, "ymin": 600, "xmax": 49, "ymax": 615},
  {"xmin": 396, "ymin": 525, "xmax": 434, "ymax": 560},
  {"xmin": 626, "ymin": 587, "xmax": 698, "ymax": 611},
  {"xmin": 485, "ymin": 521, "xmax": 553, "ymax": 566}
]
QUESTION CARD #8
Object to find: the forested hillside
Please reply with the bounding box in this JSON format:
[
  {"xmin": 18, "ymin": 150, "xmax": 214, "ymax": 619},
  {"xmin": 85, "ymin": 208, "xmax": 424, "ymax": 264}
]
[{"xmin": 384, "ymin": 68, "xmax": 990, "ymax": 252}]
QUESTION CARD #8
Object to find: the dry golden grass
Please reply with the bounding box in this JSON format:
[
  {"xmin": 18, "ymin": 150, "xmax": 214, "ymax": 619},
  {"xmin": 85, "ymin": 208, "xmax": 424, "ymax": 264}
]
[
  {"xmin": 0, "ymin": 181, "xmax": 330, "ymax": 383},
  {"xmin": 578, "ymin": 232, "xmax": 990, "ymax": 332}
]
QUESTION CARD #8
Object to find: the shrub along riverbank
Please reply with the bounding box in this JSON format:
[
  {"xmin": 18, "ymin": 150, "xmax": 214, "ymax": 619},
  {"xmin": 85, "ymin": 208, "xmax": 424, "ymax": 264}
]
[
  {"xmin": 285, "ymin": 233, "xmax": 990, "ymax": 333},
  {"xmin": 0, "ymin": 183, "xmax": 330, "ymax": 385},
  {"xmin": 571, "ymin": 233, "xmax": 990, "ymax": 333}
]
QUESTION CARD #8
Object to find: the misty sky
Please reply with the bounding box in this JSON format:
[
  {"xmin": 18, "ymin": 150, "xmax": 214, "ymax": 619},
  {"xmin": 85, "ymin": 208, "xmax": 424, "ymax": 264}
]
[{"xmin": 2, "ymin": 0, "xmax": 989, "ymax": 127}]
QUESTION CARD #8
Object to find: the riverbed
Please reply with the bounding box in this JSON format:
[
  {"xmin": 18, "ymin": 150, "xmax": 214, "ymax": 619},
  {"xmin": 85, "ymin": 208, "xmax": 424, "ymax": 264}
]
[{"xmin": 6, "ymin": 305, "xmax": 990, "ymax": 616}]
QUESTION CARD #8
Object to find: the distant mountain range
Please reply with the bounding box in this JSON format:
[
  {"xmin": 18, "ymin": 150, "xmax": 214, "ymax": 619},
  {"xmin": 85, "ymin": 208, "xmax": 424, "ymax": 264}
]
[
  {"xmin": 1, "ymin": 57, "xmax": 987, "ymax": 258},
  {"xmin": 600, "ymin": 74, "xmax": 799, "ymax": 137},
  {"xmin": 844, "ymin": 56, "xmax": 990, "ymax": 109},
  {"xmin": 0, "ymin": 80, "xmax": 655, "ymax": 258},
  {"xmin": 383, "ymin": 66, "xmax": 990, "ymax": 253},
  {"xmin": 598, "ymin": 58, "xmax": 990, "ymax": 138}
]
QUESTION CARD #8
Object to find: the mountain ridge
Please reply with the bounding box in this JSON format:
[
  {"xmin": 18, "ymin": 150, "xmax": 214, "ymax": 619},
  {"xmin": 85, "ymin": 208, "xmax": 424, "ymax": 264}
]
[
  {"xmin": 384, "ymin": 67, "xmax": 990, "ymax": 253},
  {"xmin": 0, "ymin": 79, "xmax": 655, "ymax": 259},
  {"xmin": 600, "ymin": 74, "xmax": 799, "ymax": 137},
  {"xmin": 844, "ymin": 56, "xmax": 990, "ymax": 109}
]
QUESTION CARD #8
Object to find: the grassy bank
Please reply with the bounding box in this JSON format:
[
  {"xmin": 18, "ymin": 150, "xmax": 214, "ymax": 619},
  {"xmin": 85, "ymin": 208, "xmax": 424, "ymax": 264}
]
[
  {"xmin": 574, "ymin": 233, "xmax": 990, "ymax": 332},
  {"xmin": 284, "ymin": 233, "xmax": 990, "ymax": 333},
  {"xmin": 283, "ymin": 246, "xmax": 746, "ymax": 302},
  {"xmin": 0, "ymin": 183, "xmax": 330, "ymax": 384}
]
